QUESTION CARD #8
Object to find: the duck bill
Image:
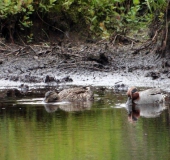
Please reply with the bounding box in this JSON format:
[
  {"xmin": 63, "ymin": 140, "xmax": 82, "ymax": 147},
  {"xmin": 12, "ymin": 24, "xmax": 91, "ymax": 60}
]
[{"xmin": 126, "ymin": 97, "xmax": 133, "ymax": 106}]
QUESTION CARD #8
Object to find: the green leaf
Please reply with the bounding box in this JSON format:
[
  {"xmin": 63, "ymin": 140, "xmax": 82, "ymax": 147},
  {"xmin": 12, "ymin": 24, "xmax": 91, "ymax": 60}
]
[
  {"xmin": 133, "ymin": 0, "xmax": 140, "ymax": 5},
  {"xmin": 145, "ymin": 0, "xmax": 152, "ymax": 13},
  {"xmin": 91, "ymin": 16, "xmax": 97, "ymax": 22}
]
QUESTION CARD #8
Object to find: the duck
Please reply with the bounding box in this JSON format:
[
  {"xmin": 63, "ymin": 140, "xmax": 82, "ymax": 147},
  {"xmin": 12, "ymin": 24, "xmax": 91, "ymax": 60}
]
[
  {"xmin": 126, "ymin": 87, "xmax": 166, "ymax": 105},
  {"xmin": 44, "ymin": 87, "xmax": 94, "ymax": 103}
]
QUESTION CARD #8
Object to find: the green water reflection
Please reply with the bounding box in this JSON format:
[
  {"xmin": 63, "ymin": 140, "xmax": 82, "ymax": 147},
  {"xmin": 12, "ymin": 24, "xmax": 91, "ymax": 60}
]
[{"xmin": 0, "ymin": 89, "xmax": 170, "ymax": 160}]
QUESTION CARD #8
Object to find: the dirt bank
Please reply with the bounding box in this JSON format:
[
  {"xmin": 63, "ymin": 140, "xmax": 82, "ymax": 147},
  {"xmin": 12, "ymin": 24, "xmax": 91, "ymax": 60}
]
[{"xmin": 0, "ymin": 39, "xmax": 170, "ymax": 92}]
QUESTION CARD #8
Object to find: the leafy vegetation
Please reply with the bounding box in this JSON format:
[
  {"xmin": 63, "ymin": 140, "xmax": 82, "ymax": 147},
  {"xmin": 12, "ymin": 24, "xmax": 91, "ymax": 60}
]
[{"xmin": 0, "ymin": 0, "xmax": 168, "ymax": 42}]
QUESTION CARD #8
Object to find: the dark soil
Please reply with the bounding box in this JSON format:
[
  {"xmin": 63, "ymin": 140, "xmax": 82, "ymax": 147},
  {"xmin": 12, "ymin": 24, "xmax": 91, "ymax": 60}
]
[{"xmin": 0, "ymin": 35, "xmax": 170, "ymax": 88}]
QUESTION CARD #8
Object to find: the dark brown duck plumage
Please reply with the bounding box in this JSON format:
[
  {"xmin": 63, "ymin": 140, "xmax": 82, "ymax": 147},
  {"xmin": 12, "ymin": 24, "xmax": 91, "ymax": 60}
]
[{"xmin": 44, "ymin": 87, "xmax": 94, "ymax": 103}]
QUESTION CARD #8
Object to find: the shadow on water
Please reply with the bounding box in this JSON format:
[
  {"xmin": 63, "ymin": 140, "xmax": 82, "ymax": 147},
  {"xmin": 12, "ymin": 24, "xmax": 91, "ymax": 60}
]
[{"xmin": 0, "ymin": 87, "xmax": 170, "ymax": 160}]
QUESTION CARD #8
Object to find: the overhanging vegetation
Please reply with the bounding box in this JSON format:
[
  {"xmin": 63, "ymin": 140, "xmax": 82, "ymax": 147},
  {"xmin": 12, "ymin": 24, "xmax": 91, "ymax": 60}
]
[{"xmin": 0, "ymin": 0, "xmax": 167, "ymax": 43}]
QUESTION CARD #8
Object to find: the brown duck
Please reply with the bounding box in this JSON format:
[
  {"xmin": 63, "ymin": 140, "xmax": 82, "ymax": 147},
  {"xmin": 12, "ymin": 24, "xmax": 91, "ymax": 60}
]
[{"xmin": 44, "ymin": 87, "xmax": 94, "ymax": 103}]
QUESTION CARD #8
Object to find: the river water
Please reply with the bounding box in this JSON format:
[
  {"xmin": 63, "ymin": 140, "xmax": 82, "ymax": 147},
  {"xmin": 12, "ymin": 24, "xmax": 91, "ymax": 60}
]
[{"xmin": 0, "ymin": 88, "xmax": 170, "ymax": 160}]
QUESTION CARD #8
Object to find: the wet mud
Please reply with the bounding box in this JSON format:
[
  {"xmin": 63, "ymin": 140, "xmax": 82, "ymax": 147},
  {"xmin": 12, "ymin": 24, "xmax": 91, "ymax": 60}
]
[{"xmin": 0, "ymin": 40, "xmax": 170, "ymax": 93}]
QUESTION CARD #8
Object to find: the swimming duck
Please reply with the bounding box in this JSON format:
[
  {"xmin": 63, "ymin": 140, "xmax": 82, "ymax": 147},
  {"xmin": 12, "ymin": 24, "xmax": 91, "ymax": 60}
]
[
  {"xmin": 44, "ymin": 87, "xmax": 94, "ymax": 103},
  {"xmin": 126, "ymin": 87, "xmax": 165, "ymax": 105}
]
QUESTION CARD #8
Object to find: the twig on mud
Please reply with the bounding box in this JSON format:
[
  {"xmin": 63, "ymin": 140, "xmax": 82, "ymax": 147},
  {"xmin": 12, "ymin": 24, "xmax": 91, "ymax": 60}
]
[
  {"xmin": 96, "ymin": 39, "xmax": 108, "ymax": 44},
  {"xmin": 0, "ymin": 41, "xmax": 11, "ymax": 50},
  {"xmin": 121, "ymin": 35, "xmax": 139, "ymax": 43},
  {"xmin": 152, "ymin": 30, "xmax": 158, "ymax": 42},
  {"xmin": 131, "ymin": 40, "xmax": 152, "ymax": 54},
  {"xmin": 112, "ymin": 35, "xmax": 118, "ymax": 44},
  {"xmin": 15, "ymin": 47, "xmax": 29, "ymax": 56},
  {"xmin": 15, "ymin": 50, "xmax": 21, "ymax": 56},
  {"xmin": 112, "ymin": 34, "xmax": 138, "ymax": 45},
  {"xmin": 5, "ymin": 46, "xmax": 32, "ymax": 56},
  {"xmin": 16, "ymin": 32, "xmax": 26, "ymax": 46},
  {"xmin": 0, "ymin": 48, "xmax": 11, "ymax": 52},
  {"xmin": 115, "ymin": 81, "xmax": 123, "ymax": 84},
  {"xmin": 5, "ymin": 48, "xmax": 21, "ymax": 56},
  {"xmin": 29, "ymin": 45, "xmax": 37, "ymax": 54}
]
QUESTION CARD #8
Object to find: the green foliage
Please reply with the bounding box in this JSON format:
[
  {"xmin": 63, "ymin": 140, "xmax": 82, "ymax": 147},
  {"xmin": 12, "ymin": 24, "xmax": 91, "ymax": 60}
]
[
  {"xmin": 144, "ymin": 0, "xmax": 167, "ymax": 13},
  {"xmin": 27, "ymin": 33, "xmax": 33, "ymax": 43},
  {"xmin": 39, "ymin": 0, "xmax": 57, "ymax": 12},
  {"xmin": 0, "ymin": 0, "xmax": 168, "ymax": 41},
  {"xmin": 56, "ymin": 0, "xmax": 167, "ymax": 39},
  {"xmin": 0, "ymin": 0, "xmax": 33, "ymax": 18}
]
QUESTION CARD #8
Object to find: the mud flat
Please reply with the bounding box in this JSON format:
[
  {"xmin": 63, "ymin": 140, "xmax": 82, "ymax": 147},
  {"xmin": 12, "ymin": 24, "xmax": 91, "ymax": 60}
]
[
  {"xmin": 0, "ymin": 70, "xmax": 169, "ymax": 92},
  {"xmin": 0, "ymin": 41, "xmax": 170, "ymax": 92}
]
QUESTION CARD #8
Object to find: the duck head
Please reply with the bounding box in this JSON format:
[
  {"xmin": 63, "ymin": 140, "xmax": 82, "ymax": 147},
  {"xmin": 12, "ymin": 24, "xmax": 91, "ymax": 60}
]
[
  {"xmin": 126, "ymin": 87, "xmax": 139, "ymax": 105},
  {"xmin": 44, "ymin": 91, "xmax": 60, "ymax": 103}
]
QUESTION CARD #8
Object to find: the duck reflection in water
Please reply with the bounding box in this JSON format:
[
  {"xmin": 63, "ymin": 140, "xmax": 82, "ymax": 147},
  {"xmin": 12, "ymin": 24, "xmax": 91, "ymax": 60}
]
[
  {"xmin": 44, "ymin": 104, "xmax": 59, "ymax": 113},
  {"xmin": 126, "ymin": 103, "xmax": 167, "ymax": 123},
  {"xmin": 44, "ymin": 101, "xmax": 92, "ymax": 113}
]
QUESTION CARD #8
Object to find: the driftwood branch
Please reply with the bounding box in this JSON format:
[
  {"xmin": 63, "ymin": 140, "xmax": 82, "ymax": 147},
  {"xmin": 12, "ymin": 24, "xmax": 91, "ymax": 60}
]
[
  {"xmin": 131, "ymin": 40, "xmax": 152, "ymax": 54},
  {"xmin": 112, "ymin": 34, "xmax": 139, "ymax": 45}
]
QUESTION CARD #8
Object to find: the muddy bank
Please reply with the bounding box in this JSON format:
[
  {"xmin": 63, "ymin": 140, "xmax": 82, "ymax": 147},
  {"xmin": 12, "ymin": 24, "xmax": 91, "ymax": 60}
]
[{"xmin": 0, "ymin": 40, "xmax": 170, "ymax": 92}]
